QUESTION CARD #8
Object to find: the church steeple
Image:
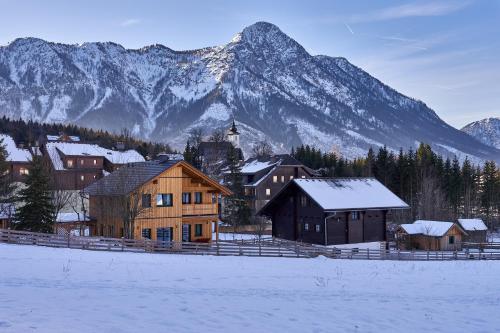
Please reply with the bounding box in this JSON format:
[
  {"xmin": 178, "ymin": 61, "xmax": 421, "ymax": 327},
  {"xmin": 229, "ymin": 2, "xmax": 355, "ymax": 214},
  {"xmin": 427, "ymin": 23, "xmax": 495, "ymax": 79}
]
[{"xmin": 226, "ymin": 118, "xmax": 240, "ymax": 147}]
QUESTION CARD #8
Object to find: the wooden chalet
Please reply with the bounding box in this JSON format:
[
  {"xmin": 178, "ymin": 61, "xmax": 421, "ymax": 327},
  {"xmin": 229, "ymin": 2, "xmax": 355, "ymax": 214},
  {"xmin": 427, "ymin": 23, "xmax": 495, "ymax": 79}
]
[
  {"xmin": 396, "ymin": 220, "xmax": 467, "ymax": 251},
  {"xmin": 43, "ymin": 141, "xmax": 145, "ymax": 190},
  {"xmin": 258, "ymin": 178, "xmax": 409, "ymax": 245},
  {"xmin": 457, "ymin": 219, "xmax": 488, "ymax": 243},
  {"xmin": 0, "ymin": 134, "xmax": 32, "ymax": 183},
  {"xmin": 84, "ymin": 160, "xmax": 232, "ymax": 242},
  {"xmin": 227, "ymin": 154, "xmax": 315, "ymax": 214}
]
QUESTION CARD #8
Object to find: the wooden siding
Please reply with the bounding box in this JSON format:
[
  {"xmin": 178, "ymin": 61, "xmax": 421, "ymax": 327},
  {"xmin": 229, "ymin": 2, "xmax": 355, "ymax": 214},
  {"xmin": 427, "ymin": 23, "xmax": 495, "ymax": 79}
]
[
  {"xmin": 89, "ymin": 163, "xmax": 227, "ymax": 242},
  {"xmin": 266, "ymin": 183, "xmax": 389, "ymax": 246},
  {"xmin": 398, "ymin": 224, "xmax": 464, "ymax": 250}
]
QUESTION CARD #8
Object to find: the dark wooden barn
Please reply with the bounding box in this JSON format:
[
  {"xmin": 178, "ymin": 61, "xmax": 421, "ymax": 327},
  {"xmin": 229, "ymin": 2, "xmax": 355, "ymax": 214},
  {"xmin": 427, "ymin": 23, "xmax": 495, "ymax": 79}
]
[{"xmin": 258, "ymin": 178, "xmax": 409, "ymax": 246}]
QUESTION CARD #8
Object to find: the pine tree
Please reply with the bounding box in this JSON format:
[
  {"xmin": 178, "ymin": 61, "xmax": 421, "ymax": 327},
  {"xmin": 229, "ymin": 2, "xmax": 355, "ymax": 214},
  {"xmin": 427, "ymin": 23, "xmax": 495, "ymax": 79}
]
[
  {"xmin": 0, "ymin": 138, "xmax": 15, "ymax": 223},
  {"xmin": 224, "ymin": 145, "xmax": 251, "ymax": 230},
  {"xmin": 481, "ymin": 161, "xmax": 499, "ymax": 228},
  {"xmin": 14, "ymin": 156, "xmax": 55, "ymax": 232}
]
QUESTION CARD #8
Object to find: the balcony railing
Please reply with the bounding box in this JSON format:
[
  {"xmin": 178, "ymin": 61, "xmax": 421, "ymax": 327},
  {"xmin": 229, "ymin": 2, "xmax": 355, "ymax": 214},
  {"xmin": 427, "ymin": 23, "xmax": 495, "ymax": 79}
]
[{"xmin": 182, "ymin": 203, "xmax": 218, "ymax": 216}]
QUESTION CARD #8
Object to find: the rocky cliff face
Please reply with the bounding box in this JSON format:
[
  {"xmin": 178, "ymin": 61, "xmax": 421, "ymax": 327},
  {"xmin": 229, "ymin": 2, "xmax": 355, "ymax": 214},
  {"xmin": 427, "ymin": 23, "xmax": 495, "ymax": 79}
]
[
  {"xmin": 0, "ymin": 22, "xmax": 498, "ymax": 162},
  {"xmin": 462, "ymin": 118, "xmax": 500, "ymax": 150}
]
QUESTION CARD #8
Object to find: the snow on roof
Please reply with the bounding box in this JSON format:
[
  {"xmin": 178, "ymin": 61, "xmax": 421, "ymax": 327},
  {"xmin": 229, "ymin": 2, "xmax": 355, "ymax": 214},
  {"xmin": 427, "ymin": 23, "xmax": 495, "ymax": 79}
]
[
  {"xmin": 46, "ymin": 142, "xmax": 145, "ymax": 170},
  {"xmin": 400, "ymin": 220, "xmax": 456, "ymax": 237},
  {"xmin": 294, "ymin": 178, "xmax": 409, "ymax": 211},
  {"xmin": 457, "ymin": 219, "xmax": 487, "ymax": 231},
  {"xmin": 46, "ymin": 135, "xmax": 80, "ymax": 142},
  {"xmin": 240, "ymin": 160, "xmax": 277, "ymax": 173},
  {"xmin": 56, "ymin": 212, "xmax": 90, "ymax": 223},
  {"xmin": 0, "ymin": 134, "xmax": 31, "ymax": 162}
]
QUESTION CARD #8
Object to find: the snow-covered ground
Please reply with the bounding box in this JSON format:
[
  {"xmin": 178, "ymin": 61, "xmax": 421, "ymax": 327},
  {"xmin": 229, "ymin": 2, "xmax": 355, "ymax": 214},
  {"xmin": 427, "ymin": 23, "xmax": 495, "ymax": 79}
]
[
  {"xmin": 213, "ymin": 232, "xmax": 272, "ymax": 241},
  {"xmin": 1, "ymin": 243, "xmax": 499, "ymax": 332}
]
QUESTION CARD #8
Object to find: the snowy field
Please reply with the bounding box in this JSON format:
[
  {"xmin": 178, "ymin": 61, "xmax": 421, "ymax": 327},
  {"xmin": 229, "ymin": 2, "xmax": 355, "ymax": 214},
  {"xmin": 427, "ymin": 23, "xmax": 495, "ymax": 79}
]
[{"xmin": 1, "ymin": 244, "xmax": 499, "ymax": 333}]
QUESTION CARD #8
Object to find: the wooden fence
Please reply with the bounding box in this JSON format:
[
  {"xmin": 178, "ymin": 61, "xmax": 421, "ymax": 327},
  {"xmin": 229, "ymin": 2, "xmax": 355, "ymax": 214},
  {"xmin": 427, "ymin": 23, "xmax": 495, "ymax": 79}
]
[{"xmin": 1, "ymin": 228, "xmax": 500, "ymax": 261}]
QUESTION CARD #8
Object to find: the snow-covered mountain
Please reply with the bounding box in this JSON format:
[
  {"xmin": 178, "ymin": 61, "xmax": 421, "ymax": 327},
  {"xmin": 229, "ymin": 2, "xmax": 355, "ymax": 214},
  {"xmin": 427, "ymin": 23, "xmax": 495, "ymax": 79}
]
[
  {"xmin": 461, "ymin": 118, "xmax": 500, "ymax": 150},
  {"xmin": 0, "ymin": 22, "xmax": 499, "ymax": 162}
]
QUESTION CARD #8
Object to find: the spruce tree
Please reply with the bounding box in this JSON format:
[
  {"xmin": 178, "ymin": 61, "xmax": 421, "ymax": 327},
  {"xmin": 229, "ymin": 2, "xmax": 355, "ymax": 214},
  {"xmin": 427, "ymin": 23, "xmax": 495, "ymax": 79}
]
[
  {"xmin": 0, "ymin": 139, "xmax": 15, "ymax": 223},
  {"xmin": 224, "ymin": 145, "xmax": 251, "ymax": 230},
  {"xmin": 14, "ymin": 155, "xmax": 55, "ymax": 233}
]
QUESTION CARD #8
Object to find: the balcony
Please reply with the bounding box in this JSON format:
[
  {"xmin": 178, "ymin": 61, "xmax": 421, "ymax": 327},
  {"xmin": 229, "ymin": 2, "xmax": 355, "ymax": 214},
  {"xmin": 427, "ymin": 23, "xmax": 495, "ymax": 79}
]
[{"xmin": 182, "ymin": 203, "xmax": 218, "ymax": 216}]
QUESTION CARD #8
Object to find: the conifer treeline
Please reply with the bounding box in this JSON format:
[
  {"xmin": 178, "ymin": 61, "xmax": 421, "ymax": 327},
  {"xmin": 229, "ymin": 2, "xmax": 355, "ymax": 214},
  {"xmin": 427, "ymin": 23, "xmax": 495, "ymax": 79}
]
[
  {"xmin": 0, "ymin": 116, "xmax": 173, "ymax": 158},
  {"xmin": 292, "ymin": 144, "xmax": 500, "ymax": 226}
]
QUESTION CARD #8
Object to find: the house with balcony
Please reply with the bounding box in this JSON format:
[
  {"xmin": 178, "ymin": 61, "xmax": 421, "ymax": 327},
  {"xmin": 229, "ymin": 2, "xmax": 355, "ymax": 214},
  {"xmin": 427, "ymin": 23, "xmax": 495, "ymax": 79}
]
[
  {"xmin": 84, "ymin": 159, "xmax": 232, "ymax": 242},
  {"xmin": 226, "ymin": 154, "xmax": 315, "ymax": 214}
]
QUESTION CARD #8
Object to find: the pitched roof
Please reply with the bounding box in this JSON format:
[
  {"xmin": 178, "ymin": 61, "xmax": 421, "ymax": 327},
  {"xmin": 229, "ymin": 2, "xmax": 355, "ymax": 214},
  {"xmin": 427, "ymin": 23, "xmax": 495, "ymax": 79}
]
[
  {"xmin": 293, "ymin": 178, "xmax": 409, "ymax": 211},
  {"xmin": 457, "ymin": 219, "xmax": 488, "ymax": 231},
  {"xmin": 239, "ymin": 154, "xmax": 307, "ymax": 175},
  {"xmin": 84, "ymin": 160, "xmax": 178, "ymax": 196},
  {"xmin": 399, "ymin": 220, "xmax": 464, "ymax": 237},
  {"xmin": 0, "ymin": 134, "xmax": 32, "ymax": 162},
  {"xmin": 46, "ymin": 142, "xmax": 145, "ymax": 170},
  {"xmin": 84, "ymin": 160, "xmax": 232, "ymax": 196}
]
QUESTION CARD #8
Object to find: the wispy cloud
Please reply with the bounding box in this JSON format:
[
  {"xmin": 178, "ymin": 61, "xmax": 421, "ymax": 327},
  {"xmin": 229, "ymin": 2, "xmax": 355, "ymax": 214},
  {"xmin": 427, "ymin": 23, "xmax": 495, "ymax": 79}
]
[
  {"xmin": 349, "ymin": 1, "xmax": 470, "ymax": 23},
  {"xmin": 344, "ymin": 23, "xmax": 355, "ymax": 35},
  {"xmin": 120, "ymin": 18, "xmax": 141, "ymax": 27}
]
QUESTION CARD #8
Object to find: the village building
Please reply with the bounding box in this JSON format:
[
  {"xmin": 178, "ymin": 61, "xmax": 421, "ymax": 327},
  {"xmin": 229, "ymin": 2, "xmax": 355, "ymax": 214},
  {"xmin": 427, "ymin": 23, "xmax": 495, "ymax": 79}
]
[
  {"xmin": 0, "ymin": 134, "xmax": 32, "ymax": 183},
  {"xmin": 231, "ymin": 154, "xmax": 315, "ymax": 214},
  {"xmin": 258, "ymin": 178, "xmax": 409, "ymax": 245},
  {"xmin": 43, "ymin": 141, "xmax": 145, "ymax": 190},
  {"xmin": 198, "ymin": 120, "xmax": 244, "ymax": 176},
  {"xmin": 84, "ymin": 160, "xmax": 232, "ymax": 242},
  {"xmin": 54, "ymin": 212, "xmax": 94, "ymax": 236},
  {"xmin": 396, "ymin": 220, "xmax": 467, "ymax": 251},
  {"xmin": 457, "ymin": 218, "xmax": 488, "ymax": 243}
]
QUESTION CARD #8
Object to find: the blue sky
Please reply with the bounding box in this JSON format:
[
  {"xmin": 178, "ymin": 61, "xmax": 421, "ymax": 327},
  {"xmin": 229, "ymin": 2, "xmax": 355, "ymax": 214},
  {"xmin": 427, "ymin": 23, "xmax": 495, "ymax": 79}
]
[{"xmin": 0, "ymin": 0, "xmax": 499, "ymax": 128}]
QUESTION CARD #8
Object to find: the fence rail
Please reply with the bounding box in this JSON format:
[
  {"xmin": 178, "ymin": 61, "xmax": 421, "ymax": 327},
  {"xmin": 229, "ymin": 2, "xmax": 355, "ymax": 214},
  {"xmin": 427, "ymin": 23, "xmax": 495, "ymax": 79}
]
[{"xmin": 1, "ymin": 228, "xmax": 499, "ymax": 261}]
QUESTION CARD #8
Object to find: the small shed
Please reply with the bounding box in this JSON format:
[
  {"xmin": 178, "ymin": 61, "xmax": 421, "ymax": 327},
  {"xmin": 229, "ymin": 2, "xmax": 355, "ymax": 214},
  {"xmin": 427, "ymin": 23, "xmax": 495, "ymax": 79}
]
[
  {"xmin": 54, "ymin": 213, "xmax": 94, "ymax": 236},
  {"xmin": 397, "ymin": 220, "xmax": 467, "ymax": 251},
  {"xmin": 457, "ymin": 219, "xmax": 488, "ymax": 243}
]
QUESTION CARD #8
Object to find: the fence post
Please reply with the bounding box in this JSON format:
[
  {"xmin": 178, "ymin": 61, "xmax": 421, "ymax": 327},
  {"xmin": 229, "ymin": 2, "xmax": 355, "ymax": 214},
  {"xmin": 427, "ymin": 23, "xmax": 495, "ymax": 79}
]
[
  {"xmin": 367, "ymin": 248, "xmax": 370, "ymax": 260},
  {"xmin": 67, "ymin": 232, "xmax": 70, "ymax": 248},
  {"xmin": 6, "ymin": 229, "xmax": 10, "ymax": 243},
  {"xmin": 216, "ymin": 241, "xmax": 220, "ymax": 256},
  {"xmin": 121, "ymin": 237, "xmax": 124, "ymax": 251},
  {"xmin": 426, "ymin": 251, "xmax": 429, "ymax": 261}
]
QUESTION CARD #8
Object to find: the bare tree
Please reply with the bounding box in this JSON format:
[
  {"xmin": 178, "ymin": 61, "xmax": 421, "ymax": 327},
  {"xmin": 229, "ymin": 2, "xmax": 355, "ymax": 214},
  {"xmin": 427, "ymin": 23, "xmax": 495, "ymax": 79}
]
[
  {"xmin": 251, "ymin": 141, "xmax": 273, "ymax": 158},
  {"xmin": 209, "ymin": 129, "xmax": 225, "ymax": 143},
  {"xmin": 188, "ymin": 127, "xmax": 204, "ymax": 149},
  {"xmin": 417, "ymin": 174, "xmax": 447, "ymax": 221}
]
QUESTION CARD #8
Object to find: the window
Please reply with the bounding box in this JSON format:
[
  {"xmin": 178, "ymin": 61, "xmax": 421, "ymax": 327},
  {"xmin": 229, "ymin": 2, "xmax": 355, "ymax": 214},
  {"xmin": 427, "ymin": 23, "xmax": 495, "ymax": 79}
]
[
  {"xmin": 273, "ymin": 175, "xmax": 278, "ymax": 183},
  {"xmin": 195, "ymin": 224, "xmax": 203, "ymax": 237},
  {"xmin": 80, "ymin": 159, "xmax": 84, "ymax": 165},
  {"xmin": 93, "ymin": 159, "xmax": 97, "ymax": 165},
  {"xmin": 156, "ymin": 193, "xmax": 173, "ymax": 207},
  {"xmin": 80, "ymin": 175, "xmax": 85, "ymax": 181},
  {"xmin": 448, "ymin": 235, "xmax": 455, "ymax": 244},
  {"xmin": 142, "ymin": 228, "xmax": 151, "ymax": 239},
  {"xmin": 290, "ymin": 175, "xmax": 294, "ymax": 180},
  {"xmin": 142, "ymin": 194, "xmax": 151, "ymax": 208},
  {"xmin": 182, "ymin": 192, "xmax": 191, "ymax": 204},
  {"xmin": 304, "ymin": 223, "xmax": 309, "ymax": 231},
  {"xmin": 67, "ymin": 160, "xmax": 74, "ymax": 168},
  {"xmin": 19, "ymin": 167, "xmax": 29, "ymax": 176},
  {"xmin": 265, "ymin": 188, "xmax": 271, "ymax": 196},
  {"xmin": 301, "ymin": 175, "xmax": 306, "ymax": 179},
  {"xmin": 315, "ymin": 224, "xmax": 321, "ymax": 232},
  {"xmin": 212, "ymin": 193, "xmax": 217, "ymax": 204},
  {"xmin": 281, "ymin": 175, "xmax": 285, "ymax": 183},
  {"xmin": 300, "ymin": 195, "xmax": 308, "ymax": 207},
  {"xmin": 194, "ymin": 192, "xmax": 202, "ymax": 204},
  {"xmin": 351, "ymin": 211, "xmax": 360, "ymax": 220}
]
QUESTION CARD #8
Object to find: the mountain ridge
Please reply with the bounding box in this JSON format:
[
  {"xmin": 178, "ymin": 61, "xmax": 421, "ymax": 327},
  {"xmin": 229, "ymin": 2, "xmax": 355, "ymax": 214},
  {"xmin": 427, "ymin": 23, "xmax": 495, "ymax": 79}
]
[
  {"xmin": 0, "ymin": 21, "xmax": 498, "ymax": 162},
  {"xmin": 461, "ymin": 117, "xmax": 500, "ymax": 150}
]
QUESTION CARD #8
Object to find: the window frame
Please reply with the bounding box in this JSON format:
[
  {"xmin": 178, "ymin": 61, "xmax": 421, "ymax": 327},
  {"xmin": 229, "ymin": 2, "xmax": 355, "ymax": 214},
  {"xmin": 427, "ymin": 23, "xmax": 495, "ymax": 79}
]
[
  {"xmin": 448, "ymin": 235, "xmax": 455, "ymax": 244},
  {"xmin": 265, "ymin": 188, "xmax": 271, "ymax": 196},
  {"xmin": 195, "ymin": 224, "xmax": 203, "ymax": 237},
  {"xmin": 142, "ymin": 228, "xmax": 151, "ymax": 239},
  {"xmin": 272, "ymin": 175, "xmax": 278, "ymax": 183},
  {"xmin": 142, "ymin": 194, "xmax": 152, "ymax": 208},
  {"xmin": 182, "ymin": 192, "xmax": 191, "ymax": 204},
  {"xmin": 304, "ymin": 223, "xmax": 309, "ymax": 231},
  {"xmin": 194, "ymin": 192, "xmax": 203, "ymax": 204},
  {"xmin": 156, "ymin": 193, "xmax": 173, "ymax": 207}
]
